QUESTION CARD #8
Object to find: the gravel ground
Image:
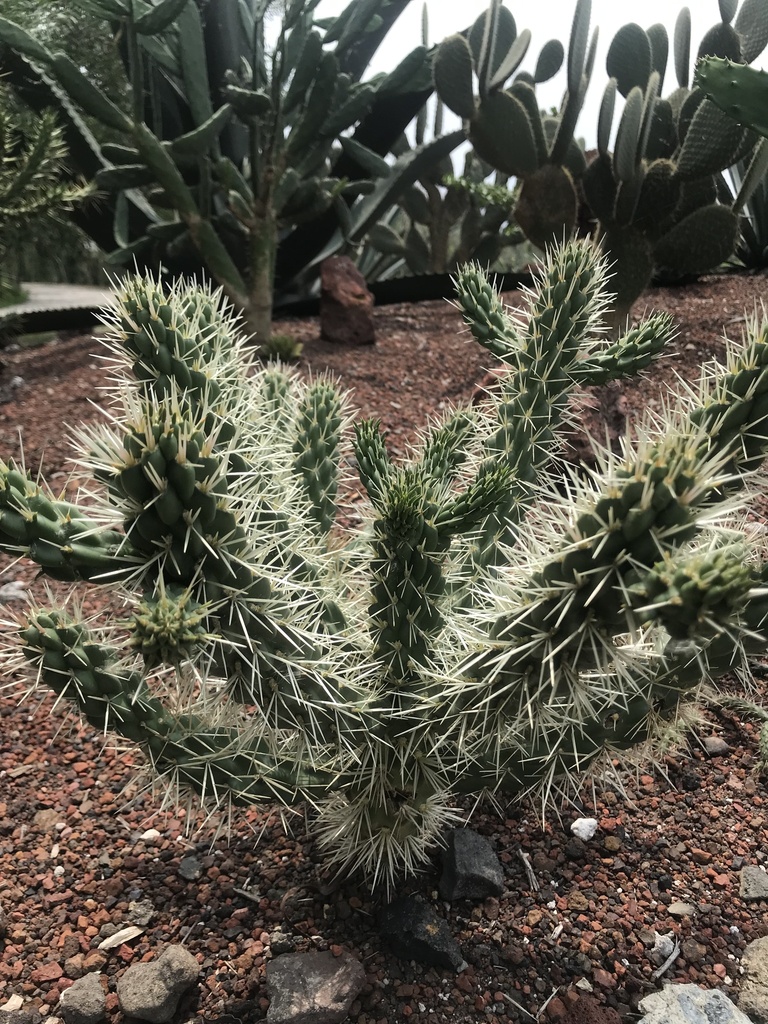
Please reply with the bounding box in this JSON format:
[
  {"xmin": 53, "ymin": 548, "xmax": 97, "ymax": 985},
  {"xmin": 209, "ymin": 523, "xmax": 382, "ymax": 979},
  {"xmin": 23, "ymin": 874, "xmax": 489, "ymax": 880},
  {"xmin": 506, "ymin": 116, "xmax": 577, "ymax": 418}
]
[{"xmin": 0, "ymin": 270, "xmax": 767, "ymax": 1023}]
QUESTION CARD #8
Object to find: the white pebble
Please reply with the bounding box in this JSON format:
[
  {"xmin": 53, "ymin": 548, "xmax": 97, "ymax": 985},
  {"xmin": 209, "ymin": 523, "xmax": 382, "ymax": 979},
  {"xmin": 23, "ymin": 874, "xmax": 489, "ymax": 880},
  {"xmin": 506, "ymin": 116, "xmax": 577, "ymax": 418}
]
[{"xmin": 570, "ymin": 817, "xmax": 599, "ymax": 841}]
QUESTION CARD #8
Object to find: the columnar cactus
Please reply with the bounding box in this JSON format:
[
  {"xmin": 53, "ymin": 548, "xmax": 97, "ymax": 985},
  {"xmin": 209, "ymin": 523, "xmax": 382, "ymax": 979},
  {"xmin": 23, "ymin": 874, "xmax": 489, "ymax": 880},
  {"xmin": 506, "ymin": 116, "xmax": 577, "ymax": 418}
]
[{"xmin": 3, "ymin": 238, "xmax": 768, "ymax": 889}]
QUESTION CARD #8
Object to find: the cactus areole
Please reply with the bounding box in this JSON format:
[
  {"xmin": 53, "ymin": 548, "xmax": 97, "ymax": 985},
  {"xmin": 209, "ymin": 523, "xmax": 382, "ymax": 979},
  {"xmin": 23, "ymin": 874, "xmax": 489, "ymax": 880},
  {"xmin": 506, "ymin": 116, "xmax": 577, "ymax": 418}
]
[{"xmin": 3, "ymin": 239, "xmax": 768, "ymax": 889}]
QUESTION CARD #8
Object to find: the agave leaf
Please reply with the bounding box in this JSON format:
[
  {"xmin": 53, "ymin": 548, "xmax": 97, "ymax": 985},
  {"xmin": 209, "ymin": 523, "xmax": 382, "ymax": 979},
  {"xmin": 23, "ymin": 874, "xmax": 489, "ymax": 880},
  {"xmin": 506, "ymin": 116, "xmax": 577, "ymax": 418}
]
[
  {"xmin": 135, "ymin": 0, "xmax": 190, "ymax": 35},
  {"xmin": 0, "ymin": 15, "xmax": 54, "ymax": 63},
  {"xmin": 339, "ymin": 136, "xmax": 391, "ymax": 178},
  {"xmin": 69, "ymin": 0, "xmax": 129, "ymax": 17},
  {"xmin": 404, "ymin": 224, "xmax": 430, "ymax": 273},
  {"xmin": 137, "ymin": 32, "xmax": 180, "ymax": 74},
  {"xmin": 96, "ymin": 164, "xmax": 157, "ymax": 189},
  {"xmin": 733, "ymin": 137, "xmax": 768, "ymax": 214},
  {"xmin": 101, "ymin": 143, "xmax": 141, "ymax": 164},
  {"xmin": 114, "ymin": 190, "xmax": 130, "ymax": 249},
  {"xmin": 347, "ymin": 129, "xmax": 465, "ymax": 242},
  {"xmin": 401, "ymin": 184, "xmax": 431, "ymax": 224},
  {"xmin": 176, "ymin": 0, "xmax": 214, "ymax": 126},
  {"xmin": 367, "ymin": 222, "xmax": 406, "ymax": 255},
  {"xmin": 51, "ymin": 54, "xmax": 133, "ymax": 133}
]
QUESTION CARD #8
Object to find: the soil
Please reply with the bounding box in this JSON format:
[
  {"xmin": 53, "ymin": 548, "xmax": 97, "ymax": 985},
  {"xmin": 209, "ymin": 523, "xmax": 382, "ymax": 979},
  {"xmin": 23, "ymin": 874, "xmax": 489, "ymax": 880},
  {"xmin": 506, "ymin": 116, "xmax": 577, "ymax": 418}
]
[{"xmin": 1, "ymin": 269, "xmax": 768, "ymax": 1024}]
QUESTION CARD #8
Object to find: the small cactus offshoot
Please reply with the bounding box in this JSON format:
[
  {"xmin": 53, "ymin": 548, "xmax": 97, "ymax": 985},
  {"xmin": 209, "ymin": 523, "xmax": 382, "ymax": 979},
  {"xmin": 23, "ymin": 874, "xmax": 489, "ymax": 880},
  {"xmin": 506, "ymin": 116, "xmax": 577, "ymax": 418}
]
[{"xmin": 2, "ymin": 238, "xmax": 768, "ymax": 890}]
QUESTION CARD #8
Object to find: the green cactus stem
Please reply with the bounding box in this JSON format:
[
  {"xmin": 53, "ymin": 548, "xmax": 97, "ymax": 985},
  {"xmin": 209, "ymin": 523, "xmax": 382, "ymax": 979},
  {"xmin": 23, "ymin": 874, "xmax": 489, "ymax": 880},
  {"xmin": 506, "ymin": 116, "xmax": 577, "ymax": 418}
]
[{"xmin": 3, "ymin": 238, "xmax": 768, "ymax": 891}]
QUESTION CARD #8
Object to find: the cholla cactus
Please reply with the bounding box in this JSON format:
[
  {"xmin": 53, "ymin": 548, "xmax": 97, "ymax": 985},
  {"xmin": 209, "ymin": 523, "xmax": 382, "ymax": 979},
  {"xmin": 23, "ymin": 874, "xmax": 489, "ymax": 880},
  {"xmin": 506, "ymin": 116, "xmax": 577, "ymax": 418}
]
[{"xmin": 3, "ymin": 238, "xmax": 768, "ymax": 890}]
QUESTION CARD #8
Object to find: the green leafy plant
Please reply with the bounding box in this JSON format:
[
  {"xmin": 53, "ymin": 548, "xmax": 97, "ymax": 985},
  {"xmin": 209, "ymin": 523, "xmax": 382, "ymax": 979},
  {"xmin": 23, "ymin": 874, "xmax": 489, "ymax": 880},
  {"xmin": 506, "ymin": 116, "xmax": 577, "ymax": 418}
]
[
  {"xmin": 0, "ymin": 0, "xmax": 463, "ymax": 341},
  {"xmin": 258, "ymin": 332, "xmax": 303, "ymax": 361},
  {"xmin": 4, "ymin": 237, "xmax": 768, "ymax": 889},
  {"xmin": 0, "ymin": 90, "xmax": 92, "ymax": 302}
]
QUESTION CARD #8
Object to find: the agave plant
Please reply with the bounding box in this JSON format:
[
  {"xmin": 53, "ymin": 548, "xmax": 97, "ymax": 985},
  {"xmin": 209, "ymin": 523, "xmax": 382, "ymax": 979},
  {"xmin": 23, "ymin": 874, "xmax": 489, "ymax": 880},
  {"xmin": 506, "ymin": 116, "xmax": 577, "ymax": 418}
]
[
  {"xmin": 0, "ymin": 0, "xmax": 463, "ymax": 339},
  {"xmin": 3, "ymin": 237, "xmax": 768, "ymax": 889}
]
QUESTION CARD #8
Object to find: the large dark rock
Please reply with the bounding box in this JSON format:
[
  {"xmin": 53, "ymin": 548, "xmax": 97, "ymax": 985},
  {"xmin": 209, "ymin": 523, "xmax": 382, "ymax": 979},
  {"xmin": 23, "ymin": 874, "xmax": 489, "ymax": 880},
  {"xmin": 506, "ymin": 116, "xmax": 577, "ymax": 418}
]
[
  {"xmin": 379, "ymin": 896, "xmax": 466, "ymax": 972},
  {"xmin": 439, "ymin": 828, "xmax": 504, "ymax": 901},
  {"xmin": 320, "ymin": 256, "xmax": 375, "ymax": 346}
]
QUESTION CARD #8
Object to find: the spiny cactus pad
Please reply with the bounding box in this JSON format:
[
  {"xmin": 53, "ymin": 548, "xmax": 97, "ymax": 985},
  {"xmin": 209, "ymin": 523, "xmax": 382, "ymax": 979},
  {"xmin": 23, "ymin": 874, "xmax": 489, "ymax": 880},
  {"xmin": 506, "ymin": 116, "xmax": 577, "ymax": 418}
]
[{"xmin": 2, "ymin": 240, "xmax": 768, "ymax": 890}]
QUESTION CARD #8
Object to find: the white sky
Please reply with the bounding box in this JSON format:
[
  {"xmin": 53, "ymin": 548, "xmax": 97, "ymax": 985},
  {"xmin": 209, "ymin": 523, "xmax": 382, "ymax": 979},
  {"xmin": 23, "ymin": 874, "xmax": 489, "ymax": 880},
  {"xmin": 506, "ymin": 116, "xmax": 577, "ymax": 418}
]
[{"xmin": 315, "ymin": 0, "xmax": 762, "ymax": 149}]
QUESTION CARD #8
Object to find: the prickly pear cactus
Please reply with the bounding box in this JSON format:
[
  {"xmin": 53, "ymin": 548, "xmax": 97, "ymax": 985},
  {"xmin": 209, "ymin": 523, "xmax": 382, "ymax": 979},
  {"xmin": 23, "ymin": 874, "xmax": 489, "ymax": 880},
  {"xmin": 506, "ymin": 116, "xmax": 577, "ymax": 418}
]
[
  {"xmin": 696, "ymin": 57, "xmax": 768, "ymax": 139},
  {"xmin": 433, "ymin": 0, "xmax": 587, "ymax": 251},
  {"xmin": 3, "ymin": 239, "xmax": 768, "ymax": 889},
  {"xmin": 582, "ymin": 0, "xmax": 768, "ymax": 325}
]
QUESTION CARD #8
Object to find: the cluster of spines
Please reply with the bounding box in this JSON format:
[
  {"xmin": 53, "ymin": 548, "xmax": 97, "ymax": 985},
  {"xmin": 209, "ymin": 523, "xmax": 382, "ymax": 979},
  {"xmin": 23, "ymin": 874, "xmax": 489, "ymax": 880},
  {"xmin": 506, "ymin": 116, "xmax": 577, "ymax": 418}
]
[{"xmin": 0, "ymin": 460, "xmax": 136, "ymax": 581}]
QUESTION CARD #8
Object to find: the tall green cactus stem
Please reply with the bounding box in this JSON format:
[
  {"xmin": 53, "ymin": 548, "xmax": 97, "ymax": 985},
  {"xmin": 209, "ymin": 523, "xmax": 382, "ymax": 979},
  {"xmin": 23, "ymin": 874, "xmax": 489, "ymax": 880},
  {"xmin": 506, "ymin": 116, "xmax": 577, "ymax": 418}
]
[{"xmin": 4, "ymin": 238, "xmax": 768, "ymax": 889}]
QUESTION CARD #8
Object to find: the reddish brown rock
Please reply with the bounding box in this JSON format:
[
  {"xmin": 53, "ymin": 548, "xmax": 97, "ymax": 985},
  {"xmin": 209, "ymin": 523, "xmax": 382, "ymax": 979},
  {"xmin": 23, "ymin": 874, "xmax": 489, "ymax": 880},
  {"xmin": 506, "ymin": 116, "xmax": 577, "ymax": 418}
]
[
  {"xmin": 547, "ymin": 993, "xmax": 622, "ymax": 1023},
  {"xmin": 320, "ymin": 255, "xmax": 375, "ymax": 346},
  {"xmin": 31, "ymin": 961, "xmax": 64, "ymax": 983}
]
